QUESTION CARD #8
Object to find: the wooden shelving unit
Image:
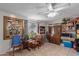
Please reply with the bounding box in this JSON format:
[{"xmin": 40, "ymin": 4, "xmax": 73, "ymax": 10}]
[
  {"xmin": 61, "ymin": 19, "xmax": 75, "ymax": 41},
  {"xmin": 75, "ymin": 20, "xmax": 79, "ymax": 51},
  {"xmin": 3, "ymin": 16, "xmax": 24, "ymax": 40}
]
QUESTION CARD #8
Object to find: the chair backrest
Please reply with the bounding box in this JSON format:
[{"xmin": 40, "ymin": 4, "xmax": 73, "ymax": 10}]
[{"xmin": 12, "ymin": 35, "xmax": 22, "ymax": 47}]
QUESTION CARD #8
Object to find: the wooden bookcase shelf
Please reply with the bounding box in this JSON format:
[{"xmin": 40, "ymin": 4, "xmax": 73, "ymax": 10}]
[{"xmin": 3, "ymin": 16, "xmax": 24, "ymax": 40}]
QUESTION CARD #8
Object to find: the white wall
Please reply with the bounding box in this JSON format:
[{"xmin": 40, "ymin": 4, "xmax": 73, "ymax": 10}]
[
  {"xmin": 0, "ymin": 10, "xmax": 25, "ymax": 54},
  {"xmin": 27, "ymin": 20, "xmax": 38, "ymax": 34}
]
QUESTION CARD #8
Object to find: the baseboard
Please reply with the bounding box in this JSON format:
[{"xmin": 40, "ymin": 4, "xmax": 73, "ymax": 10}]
[
  {"xmin": 0, "ymin": 48, "xmax": 13, "ymax": 55},
  {"xmin": 0, "ymin": 51, "xmax": 8, "ymax": 55}
]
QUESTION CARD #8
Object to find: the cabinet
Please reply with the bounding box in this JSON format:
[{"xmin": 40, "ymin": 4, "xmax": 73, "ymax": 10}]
[
  {"xmin": 52, "ymin": 25, "xmax": 61, "ymax": 45},
  {"xmin": 47, "ymin": 25, "xmax": 61, "ymax": 45}
]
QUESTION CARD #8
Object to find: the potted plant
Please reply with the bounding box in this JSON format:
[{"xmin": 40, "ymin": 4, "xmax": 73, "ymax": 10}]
[{"xmin": 62, "ymin": 18, "xmax": 71, "ymax": 24}]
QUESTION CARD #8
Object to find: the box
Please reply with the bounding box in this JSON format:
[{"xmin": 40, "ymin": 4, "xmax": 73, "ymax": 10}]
[{"xmin": 63, "ymin": 41, "xmax": 73, "ymax": 48}]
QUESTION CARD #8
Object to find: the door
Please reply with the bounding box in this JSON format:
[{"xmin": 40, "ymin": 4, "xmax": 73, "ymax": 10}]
[
  {"xmin": 48, "ymin": 26, "xmax": 52, "ymax": 34},
  {"xmin": 52, "ymin": 25, "xmax": 61, "ymax": 45},
  {"xmin": 47, "ymin": 26, "xmax": 53, "ymax": 42}
]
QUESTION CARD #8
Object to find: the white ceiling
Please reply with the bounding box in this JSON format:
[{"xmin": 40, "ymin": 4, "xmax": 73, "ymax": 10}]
[{"xmin": 0, "ymin": 3, "xmax": 79, "ymax": 24}]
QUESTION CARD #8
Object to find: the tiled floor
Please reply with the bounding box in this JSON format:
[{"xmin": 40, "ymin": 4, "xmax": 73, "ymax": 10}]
[{"xmin": 0, "ymin": 42, "xmax": 77, "ymax": 56}]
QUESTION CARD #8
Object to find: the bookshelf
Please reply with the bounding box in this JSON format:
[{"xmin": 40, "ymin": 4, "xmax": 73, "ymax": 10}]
[
  {"xmin": 3, "ymin": 16, "xmax": 24, "ymax": 40},
  {"xmin": 75, "ymin": 23, "xmax": 79, "ymax": 51},
  {"xmin": 61, "ymin": 19, "xmax": 75, "ymax": 41}
]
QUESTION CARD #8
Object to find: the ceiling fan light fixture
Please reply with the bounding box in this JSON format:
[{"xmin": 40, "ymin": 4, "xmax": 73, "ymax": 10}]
[{"xmin": 48, "ymin": 12, "xmax": 57, "ymax": 17}]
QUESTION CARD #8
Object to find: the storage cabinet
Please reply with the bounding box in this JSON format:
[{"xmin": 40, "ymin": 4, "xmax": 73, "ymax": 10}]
[
  {"xmin": 52, "ymin": 25, "xmax": 61, "ymax": 45},
  {"xmin": 47, "ymin": 25, "xmax": 61, "ymax": 45}
]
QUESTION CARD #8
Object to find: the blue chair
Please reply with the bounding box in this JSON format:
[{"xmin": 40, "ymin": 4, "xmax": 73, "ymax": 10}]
[{"xmin": 11, "ymin": 35, "xmax": 23, "ymax": 55}]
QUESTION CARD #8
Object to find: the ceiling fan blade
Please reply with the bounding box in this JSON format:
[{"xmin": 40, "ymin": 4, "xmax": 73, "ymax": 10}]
[
  {"xmin": 55, "ymin": 5, "xmax": 69, "ymax": 12},
  {"xmin": 38, "ymin": 11, "xmax": 49, "ymax": 15},
  {"xmin": 48, "ymin": 3, "xmax": 53, "ymax": 11},
  {"xmin": 40, "ymin": 11, "xmax": 49, "ymax": 13}
]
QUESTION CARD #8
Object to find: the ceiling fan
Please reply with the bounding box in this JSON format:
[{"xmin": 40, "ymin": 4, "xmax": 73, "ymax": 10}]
[{"xmin": 39, "ymin": 3, "xmax": 71, "ymax": 17}]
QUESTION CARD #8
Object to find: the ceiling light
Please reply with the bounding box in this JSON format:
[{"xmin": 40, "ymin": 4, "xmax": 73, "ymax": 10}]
[{"xmin": 48, "ymin": 12, "xmax": 58, "ymax": 17}]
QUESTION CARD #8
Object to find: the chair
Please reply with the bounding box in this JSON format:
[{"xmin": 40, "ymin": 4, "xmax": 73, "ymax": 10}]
[
  {"xmin": 31, "ymin": 34, "xmax": 43, "ymax": 49},
  {"xmin": 35, "ymin": 35, "xmax": 43, "ymax": 48},
  {"xmin": 11, "ymin": 35, "xmax": 23, "ymax": 56}
]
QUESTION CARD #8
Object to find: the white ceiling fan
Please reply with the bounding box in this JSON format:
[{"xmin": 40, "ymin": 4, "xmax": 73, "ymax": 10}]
[{"xmin": 40, "ymin": 3, "xmax": 71, "ymax": 17}]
